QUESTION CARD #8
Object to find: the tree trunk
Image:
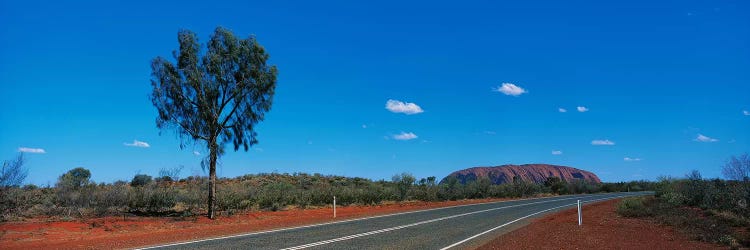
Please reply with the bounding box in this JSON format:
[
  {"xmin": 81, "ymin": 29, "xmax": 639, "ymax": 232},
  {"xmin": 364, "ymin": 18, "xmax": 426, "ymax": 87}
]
[{"xmin": 207, "ymin": 140, "xmax": 218, "ymax": 219}]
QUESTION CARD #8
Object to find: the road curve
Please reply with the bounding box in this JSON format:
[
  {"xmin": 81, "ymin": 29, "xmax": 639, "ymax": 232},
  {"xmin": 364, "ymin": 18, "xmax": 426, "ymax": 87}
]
[{"xmin": 138, "ymin": 192, "xmax": 650, "ymax": 250}]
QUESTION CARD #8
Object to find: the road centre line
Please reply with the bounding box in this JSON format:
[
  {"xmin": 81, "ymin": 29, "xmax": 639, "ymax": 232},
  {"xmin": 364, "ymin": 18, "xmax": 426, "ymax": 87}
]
[
  {"xmin": 439, "ymin": 194, "xmax": 637, "ymax": 250},
  {"xmin": 137, "ymin": 194, "xmax": 595, "ymax": 249},
  {"xmin": 280, "ymin": 195, "xmax": 590, "ymax": 250}
]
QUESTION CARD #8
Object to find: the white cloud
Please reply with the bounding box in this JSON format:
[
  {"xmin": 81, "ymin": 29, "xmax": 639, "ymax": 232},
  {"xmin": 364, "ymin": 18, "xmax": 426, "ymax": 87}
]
[
  {"xmin": 624, "ymin": 157, "xmax": 642, "ymax": 162},
  {"xmin": 493, "ymin": 83, "xmax": 527, "ymax": 96},
  {"xmin": 743, "ymin": 110, "xmax": 749, "ymax": 116},
  {"xmin": 577, "ymin": 106, "xmax": 589, "ymax": 112},
  {"xmin": 393, "ymin": 132, "xmax": 418, "ymax": 141},
  {"xmin": 591, "ymin": 139, "xmax": 615, "ymax": 146},
  {"xmin": 694, "ymin": 134, "xmax": 718, "ymax": 142},
  {"xmin": 552, "ymin": 150, "xmax": 563, "ymax": 155},
  {"xmin": 385, "ymin": 99, "xmax": 424, "ymax": 115},
  {"xmin": 193, "ymin": 151, "xmax": 201, "ymax": 156},
  {"xmin": 558, "ymin": 108, "xmax": 567, "ymax": 113},
  {"xmin": 124, "ymin": 140, "xmax": 150, "ymax": 148},
  {"xmin": 18, "ymin": 147, "xmax": 46, "ymax": 154}
]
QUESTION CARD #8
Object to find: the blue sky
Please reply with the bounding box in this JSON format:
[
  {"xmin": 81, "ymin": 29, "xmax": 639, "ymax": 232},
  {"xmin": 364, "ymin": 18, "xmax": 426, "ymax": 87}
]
[{"xmin": 1, "ymin": 0, "xmax": 748, "ymax": 185}]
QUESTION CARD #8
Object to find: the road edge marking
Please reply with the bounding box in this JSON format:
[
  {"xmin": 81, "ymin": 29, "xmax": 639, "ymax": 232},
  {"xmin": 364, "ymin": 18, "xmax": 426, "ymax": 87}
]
[
  {"xmin": 280, "ymin": 196, "xmax": 588, "ymax": 250},
  {"xmin": 135, "ymin": 194, "xmax": 591, "ymax": 249},
  {"xmin": 439, "ymin": 193, "xmax": 643, "ymax": 250}
]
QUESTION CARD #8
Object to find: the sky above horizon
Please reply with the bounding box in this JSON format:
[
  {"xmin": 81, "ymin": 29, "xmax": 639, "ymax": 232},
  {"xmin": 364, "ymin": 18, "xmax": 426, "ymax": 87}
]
[{"xmin": 1, "ymin": 0, "xmax": 748, "ymax": 185}]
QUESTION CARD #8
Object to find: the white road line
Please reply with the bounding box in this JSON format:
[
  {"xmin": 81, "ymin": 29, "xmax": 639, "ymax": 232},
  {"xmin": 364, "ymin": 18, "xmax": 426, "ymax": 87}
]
[
  {"xmin": 280, "ymin": 196, "xmax": 586, "ymax": 250},
  {"xmin": 439, "ymin": 194, "xmax": 637, "ymax": 250},
  {"xmin": 136, "ymin": 194, "xmax": 595, "ymax": 249}
]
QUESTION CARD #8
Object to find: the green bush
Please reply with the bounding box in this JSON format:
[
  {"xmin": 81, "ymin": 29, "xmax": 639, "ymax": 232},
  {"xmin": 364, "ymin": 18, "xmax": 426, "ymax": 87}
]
[
  {"xmin": 617, "ymin": 197, "xmax": 652, "ymax": 217},
  {"xmin": 661, "ymin": 192, "xmax": 686, "ymax": 206},
  {"xmin": 130, "ymin": 174, "xmax": 153, "ymax": 187}
]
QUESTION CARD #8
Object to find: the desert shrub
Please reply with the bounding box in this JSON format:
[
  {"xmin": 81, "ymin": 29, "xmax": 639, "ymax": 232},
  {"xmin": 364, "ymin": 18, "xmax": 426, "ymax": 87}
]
[
  {"xmin": 661, "ymin": 192, "xmax": 686, "ymax": 206},
  {"xmin": 54, "ymin": 167, "xmax": 96, "ymax": 216},
  {"xmin": 127, "ymin": 183, "xmax": 179, "ymax": 214},
  {"xmin": 511, "ymin": 181, "xmax": 541, "ymax": 197},
  {"xmin": 617, "ymin": 197, "xmax": 652, "ymax": 217},
  {"xmin": 657, "ymin": 174, "xmax": 750, "ymax": 217},
  {"xmin": 216, "ymin": 183, "xmax": 249, "ymax": 211},
  {"xmin": 465, "ymin": 177, "xmax": 492, "ymax": 199},
  {"xmin": 438, "ymin": 176, "xmax": 463, "ymax": 200},
  {"xmin": 57, "ymin": 167, "xmax": 91, "ymax": 190},
  {"xmin": 1, "ymin": 186, "xmax": 56, "ymax": 221},
  {"xmin": 362, "ymin": 184, "xmax": 393, "ymax": 204},
  {"xmin": 392, "ymin": 173, "xmax": 415, "ymax": 201},
  {"xmin": 488, "ymin": 184, "xmax": 512, "ymax": 198},
  {"xmin": 652, "ymin": 202, "xmax": 736, "ymax": 246},
  {"xmin": 130, "ymin": 174, "xmax": 153, "ymax": 187},
  {"xmin": 91, "ymin": 183, "xmax": 129, "ymax": 216},
  {"xmin": 5, "ymin": 167, "xmax": 660, "ymax": 221},
  {"xmin": 258, "ymin": 182, "xmax": 295, "ymax": 211},
  {"xmin": 173, "ymin": 177, "xmax": 208, "ymax": 212},
  {"xmin": 414, "ymin": 179, "xmax": 440, "ymax": 202},
  {"xmin": 544, "ymin": 177, "xmax": 567, "ymax": 194},
  {"xmin": 708, "ymin": 210, "xmax": 750, "ymax": 228}
]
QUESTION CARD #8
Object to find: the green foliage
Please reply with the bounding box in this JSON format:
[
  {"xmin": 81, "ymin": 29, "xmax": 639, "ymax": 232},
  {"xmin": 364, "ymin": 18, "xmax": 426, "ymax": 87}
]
[
  {"xmin": 648, "ymin": 167, "xmax": 750, "ymax": 247},
  {"xmin": 3, "ymin": 168, "xmax": 656, "ymax": 221},
  {"xmin": 661, "ymin": 192, "xmax": 686, "ymax": 206},
  {"xmin": 150, "ymin": 27, "xmax": 278, "ymax": 219},
  {"xmin": 624, "ymin": 195, "xmax": 746, "ymax": 247},
  {"xmin": 0, "ymin": 186, "xmax": 55, "ymax": 221},
  {"xmin": 57, "ymin": 167, "xmax": 91, "ymax": 190},
  {"xmin": 55, "ymin": 167, "xmax": 94, "ymax": 212},
  {"xmin": 392, "ymin": 173, "xmax": 416, "ymax": 201},
  {"xmin": 544, "ymin": 176, "xmax": 567, "ymax": 194},
  {"xmin": 616, "ymin": 197, "xmax": 652, "ymax": 217},
  {"xmin": 130, "ymin": 174, "xmax": 153, "ymax": 187},
  {"xmin": 656, "ymin": 171, "xmax": 749, "ymax": 216}
]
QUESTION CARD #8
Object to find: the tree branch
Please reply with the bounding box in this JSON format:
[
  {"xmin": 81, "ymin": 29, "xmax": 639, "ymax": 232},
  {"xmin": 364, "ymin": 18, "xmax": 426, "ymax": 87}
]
[{"xmin": 170, "ymin": 112, "xmax": 208, "ymax": 141}]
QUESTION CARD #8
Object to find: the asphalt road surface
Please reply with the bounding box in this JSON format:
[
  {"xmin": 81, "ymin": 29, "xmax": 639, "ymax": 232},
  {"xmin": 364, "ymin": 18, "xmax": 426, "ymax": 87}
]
[{"xmin": 140, "ymin": 192, "xmax": 651, "ymax": 250}]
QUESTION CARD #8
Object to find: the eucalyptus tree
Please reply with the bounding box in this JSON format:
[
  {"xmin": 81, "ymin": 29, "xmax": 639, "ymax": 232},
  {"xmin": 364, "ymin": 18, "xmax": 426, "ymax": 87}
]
[{"xmin": 150, "ymin": 27, "xmax": 277, "ymax": 219}]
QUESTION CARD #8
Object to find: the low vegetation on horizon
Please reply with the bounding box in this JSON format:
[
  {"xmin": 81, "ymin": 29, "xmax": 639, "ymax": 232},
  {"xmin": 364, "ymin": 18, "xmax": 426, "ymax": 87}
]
[{"xmin": 0, "ymin": 157, "xmax": 651, "ymax": 222}]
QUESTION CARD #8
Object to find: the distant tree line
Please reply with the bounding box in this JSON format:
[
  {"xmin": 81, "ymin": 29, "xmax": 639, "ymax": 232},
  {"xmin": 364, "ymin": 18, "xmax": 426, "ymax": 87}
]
[{"xmin": 0, "ymin": 165, "xmax": 652, "ymax": 221}]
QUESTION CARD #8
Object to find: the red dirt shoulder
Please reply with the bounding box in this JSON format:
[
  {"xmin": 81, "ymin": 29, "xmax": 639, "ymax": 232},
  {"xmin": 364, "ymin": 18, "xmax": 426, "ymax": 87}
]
[
  {"xmin": 1, "ymin": 197, "xmax": 516, "ymax": 249},
  {"xmin": 477, "ymin": 199, "xmax": 725, "ymax": 250}
]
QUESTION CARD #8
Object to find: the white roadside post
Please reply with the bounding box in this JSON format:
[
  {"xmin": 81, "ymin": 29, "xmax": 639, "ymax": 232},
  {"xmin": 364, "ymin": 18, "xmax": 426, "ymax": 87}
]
[
  {"xmin": 333, "ymin": 195, "xmax": 337, "ymax": 218},
  {"xmin": 577, "ymin": 200, "xmax": 582, "ymax": 226}
]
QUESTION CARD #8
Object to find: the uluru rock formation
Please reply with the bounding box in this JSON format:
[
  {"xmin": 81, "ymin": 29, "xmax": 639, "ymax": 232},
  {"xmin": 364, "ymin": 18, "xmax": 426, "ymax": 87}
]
[{"xmin": 441, "ymin": 164, "xmax": 601, "ymax": 185}]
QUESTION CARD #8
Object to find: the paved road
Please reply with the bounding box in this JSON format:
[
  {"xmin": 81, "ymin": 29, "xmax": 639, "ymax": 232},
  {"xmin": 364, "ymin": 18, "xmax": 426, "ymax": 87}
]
[{"xmin": 140, "ymin": 192, "xmax": 651, "ymax": 250}]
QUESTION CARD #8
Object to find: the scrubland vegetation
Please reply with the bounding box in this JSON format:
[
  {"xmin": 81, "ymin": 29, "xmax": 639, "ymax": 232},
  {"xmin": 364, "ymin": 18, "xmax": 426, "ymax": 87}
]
[
  {"xmin": 617, "ymin": 153, "xmax": 750, "ymax": 248},
  {"xmin": 0, "ymin": 156, "xmax": 649, "ymax": 222}
]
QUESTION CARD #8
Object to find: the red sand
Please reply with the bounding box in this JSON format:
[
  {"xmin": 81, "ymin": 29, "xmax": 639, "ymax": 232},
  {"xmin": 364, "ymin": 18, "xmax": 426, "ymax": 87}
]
[
  {"xmin": 478, "ymin": 199, "xmax": 724, "ymax": 250},
  {"xmin": 0, "ymin": 198, "xmax": 514, "ymax": 249}
]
